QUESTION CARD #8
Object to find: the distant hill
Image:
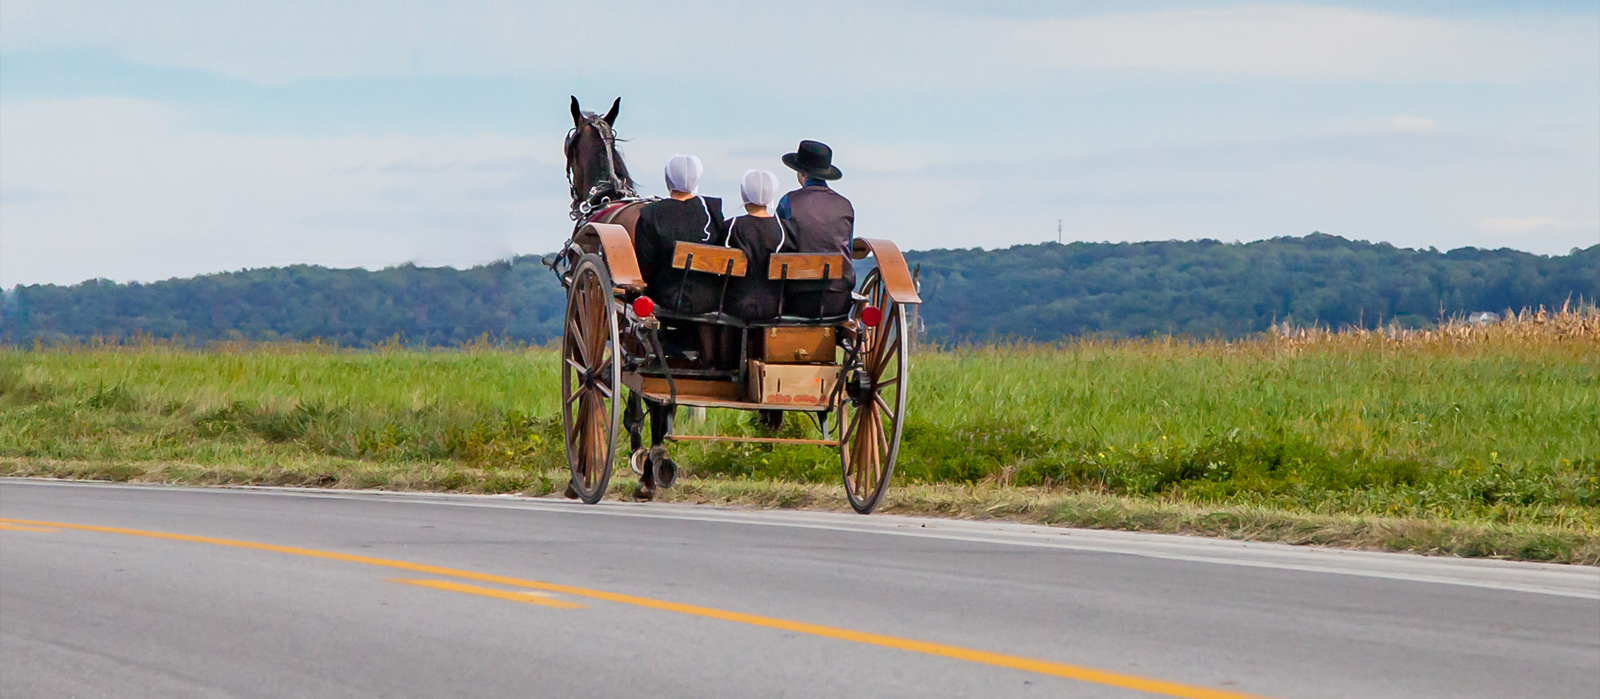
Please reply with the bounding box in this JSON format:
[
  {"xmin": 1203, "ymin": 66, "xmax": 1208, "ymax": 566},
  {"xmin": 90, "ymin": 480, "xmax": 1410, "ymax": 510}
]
[
  {"xmin": 911, "ymin": 234, "xmax": 1598, "ymax": 340},
  {"xmin": 2, "ymin": 261, "xmax": 567, "ymax": 347},
  {"xmin": 4, "ymin": 234, "xmax": 1595, "ymax": 345}
]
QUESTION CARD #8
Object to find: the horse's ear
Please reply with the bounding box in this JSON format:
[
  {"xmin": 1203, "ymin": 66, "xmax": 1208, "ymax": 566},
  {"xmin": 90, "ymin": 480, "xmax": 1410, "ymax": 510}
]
[
  {"xmin": 570, "ymin": 96, "xmax": 583, "ymax": 125},
  {"xmin": 603, "ymin": 97, "xmax": 620, "ymax": 126}
]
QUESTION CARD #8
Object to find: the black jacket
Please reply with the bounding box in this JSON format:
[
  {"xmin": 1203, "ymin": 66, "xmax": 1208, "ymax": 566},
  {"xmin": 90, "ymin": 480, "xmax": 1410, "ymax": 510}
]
[
  {"xmin": 724, "ymin": 215, "xmax": 794, "ymax": 320},
  {"xmin": 777, "ymin": 185, "xmax": 856, "ymax": 316},
  {"xmin": 633, "ymin": 196, "xmax": 727, "ymax": 314}
]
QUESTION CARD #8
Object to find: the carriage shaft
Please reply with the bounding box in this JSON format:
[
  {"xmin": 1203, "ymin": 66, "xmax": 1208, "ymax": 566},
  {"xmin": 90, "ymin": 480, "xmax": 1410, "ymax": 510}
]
[{"xmin": 667, "ymin": 434, "xmax": 839, "ymax": 446}]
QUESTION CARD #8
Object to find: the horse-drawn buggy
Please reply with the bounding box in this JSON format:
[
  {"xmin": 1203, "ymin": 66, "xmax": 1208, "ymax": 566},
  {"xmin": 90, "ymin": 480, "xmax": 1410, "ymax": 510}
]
[{"xmin": 550, "ymin": 98, "xmax": 920, "ymax": 514}]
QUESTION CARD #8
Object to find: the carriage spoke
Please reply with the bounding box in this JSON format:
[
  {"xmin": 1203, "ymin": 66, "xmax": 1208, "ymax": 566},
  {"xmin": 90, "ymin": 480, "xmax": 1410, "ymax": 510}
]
[
  {"xmin": 850, "ymin": 419, "xmax": 865, "ymax": 493},
  {"xmin": 566, "ymin": 382, "xmax": 591, "ymax": 407},
  {"xmin": 851, "ymin": 410, "xmax": 868, "ymax": 494},
  {"xmin": 872, "ymin": 319, "xmax": 900, "ymax": 371},
  {"xmin": 586, "ymin": 394, "xmax": 606, "ymax": 487},
  {"xmin": 579, "ymin": 282, "xmax": 603, "ymax": 365},
  {"xmin": 874, "ymin": 393, "xmax": 896, "ymax": 424},
  {"xmin": 574, "ymin": 391, "xmax": 592, "ymax": 477},
  {"xmin": 869, "ymin": 409, "xmax": 889, "ymax": 459},
  {"xmin": 860, "ymin": 407, "xmax": 880, "ymax": 493},
  {"xmin": 862, "ymin": 407, "xmax": 882, "ymax": 491},
  {"xmin": 869, "ymin": 418, "xmax": 890, "ymax": 492},
  {"xmin": 565, "ymin": 356, "xmax": 588, "ymax": 375},
  {"xmin": 584, "ymin": 294, "xmax": 608, "ymax": 366},
  {"xmin": 579, "ymin": 391, "xmax": 596, "ymax": 487},
  {"xmin": 845, "ymin": 407, "xmax": 862, "ymax": 491},
  {"xmin": 872, "ymin": 346, "xmax": 900, "ymax": 383},
  {"xmin": 841, "ymin": 403, "xmax": 861, "ymax": 443},
  {"xmin": 567, "ymin": 318, "xmax": 590, "ymax": 366}
]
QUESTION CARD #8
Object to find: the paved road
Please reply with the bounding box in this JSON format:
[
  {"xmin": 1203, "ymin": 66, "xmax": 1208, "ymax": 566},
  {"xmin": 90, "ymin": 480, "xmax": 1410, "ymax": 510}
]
[{"xmin": 2, "ymin": 479, "xmax": 1596, "ymax": 698}]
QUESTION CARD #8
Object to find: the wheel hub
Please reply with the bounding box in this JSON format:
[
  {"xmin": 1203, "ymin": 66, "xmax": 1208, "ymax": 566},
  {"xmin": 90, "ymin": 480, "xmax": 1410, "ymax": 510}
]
[{"xmin": 846, "ymin": 368, "xmax": 872, "ymax": 404}]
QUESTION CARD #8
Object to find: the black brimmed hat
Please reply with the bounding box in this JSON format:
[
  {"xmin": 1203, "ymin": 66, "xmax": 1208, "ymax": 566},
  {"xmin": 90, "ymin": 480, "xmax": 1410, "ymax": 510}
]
[{"xmin": 781, "ymin": 140, "xmax": 842, "ymax": 181}]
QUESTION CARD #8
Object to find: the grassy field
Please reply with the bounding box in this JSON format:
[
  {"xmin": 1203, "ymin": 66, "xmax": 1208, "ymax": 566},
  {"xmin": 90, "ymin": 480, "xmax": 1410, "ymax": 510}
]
[{"xmin": 3, "ymin": 309, "xmax": 1596, "ymax": 563}]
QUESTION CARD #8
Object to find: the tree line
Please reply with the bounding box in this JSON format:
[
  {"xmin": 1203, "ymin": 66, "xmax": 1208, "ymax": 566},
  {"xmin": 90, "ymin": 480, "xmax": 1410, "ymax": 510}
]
[{"xmin": 4, "ymin": 234, "xmax": 1595, "ymax": 345}]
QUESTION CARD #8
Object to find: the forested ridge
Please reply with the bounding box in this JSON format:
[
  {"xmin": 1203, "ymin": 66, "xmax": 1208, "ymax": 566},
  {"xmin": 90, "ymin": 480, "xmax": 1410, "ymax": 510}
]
[
  {"xmin": 5, "ymin": 234, "xmax": 1595, "ymax": 345},
  {"xmin": 913, "ymin": 234, "xmax": 1597, "ymax": 340}
]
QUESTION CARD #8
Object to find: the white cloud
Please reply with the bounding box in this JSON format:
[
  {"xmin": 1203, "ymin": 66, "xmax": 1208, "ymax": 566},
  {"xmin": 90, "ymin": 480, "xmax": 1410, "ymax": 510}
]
[
  {"xmin": 1388, "ymin": 115, "xmax": 1437, "ymax": 132},
  {"xmin": 1333, "ymin": 114, "xmax": 1440, "ymax": 134},
  {"xmin": 875, "ymin": 125, "xmax": 1600, "ymax": 255},
  {"xmin": 1011, "ymin": 6, "xmax": 1593, "ymax": 83},
  {"xmin": 3, "ymin": 96, "xmax": 1595, "ymax": 288},
  {"xmin": 0, "ymin": 97, "xmax": 572, "ymax": 286},
  {"xmin": 0, "ymin": 95, "xmax": 962, "ymax": 287},
  {"xmin": 2, "ymin": 2, "xmax": 1593, "ymax": 86},
  {"xmin": 1480, "ymin": 216, "xmax": 1572, "ymax": 234}
]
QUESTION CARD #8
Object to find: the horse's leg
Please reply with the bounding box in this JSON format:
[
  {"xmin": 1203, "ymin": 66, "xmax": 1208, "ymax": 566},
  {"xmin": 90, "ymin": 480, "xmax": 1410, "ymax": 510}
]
[
  {"xmin": 633, "ymin": 401, "xmax": 673, "ymax": 500},
  {"xmin": 624, "ymin": 391, "xmax": 645, "ymax": 452}
]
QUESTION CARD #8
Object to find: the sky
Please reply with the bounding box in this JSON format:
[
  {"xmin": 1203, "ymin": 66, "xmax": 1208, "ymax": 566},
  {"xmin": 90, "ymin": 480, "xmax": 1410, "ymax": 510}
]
[{"xmin": 1, "ymin": 1, "xmax": 1597, "ymax": 288}]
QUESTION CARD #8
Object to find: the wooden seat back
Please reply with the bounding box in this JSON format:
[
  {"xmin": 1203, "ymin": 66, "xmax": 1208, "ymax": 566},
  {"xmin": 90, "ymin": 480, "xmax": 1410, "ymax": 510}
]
[
  {"xmin": 672, "ymin": 242, "xmax": 748, "ymax": 277},
  {"xmin": 768, "ymin": 253, "xmax": 851, "ymax": 281}
]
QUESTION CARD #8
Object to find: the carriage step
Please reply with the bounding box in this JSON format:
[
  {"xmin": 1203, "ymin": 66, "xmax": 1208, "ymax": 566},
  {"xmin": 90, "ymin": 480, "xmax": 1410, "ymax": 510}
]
[{"xmin": 667, "ymin": 434, "xmax": 839, "ymax": 446}]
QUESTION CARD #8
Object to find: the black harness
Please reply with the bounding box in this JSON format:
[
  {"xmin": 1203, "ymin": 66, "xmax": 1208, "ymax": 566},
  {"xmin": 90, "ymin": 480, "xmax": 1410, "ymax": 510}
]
[{"xmin": 566, "ymin": 115, "xmax": 638, "ymax": 220}]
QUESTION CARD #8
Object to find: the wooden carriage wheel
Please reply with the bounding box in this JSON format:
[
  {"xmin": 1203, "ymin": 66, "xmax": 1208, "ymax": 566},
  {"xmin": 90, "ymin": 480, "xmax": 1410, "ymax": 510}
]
[
  {"xmin": 839, "ymin": 268, "xmax": 910, "ymax": 514},
  {"xmin": 561, "ymin": 254, "xmax": 622, "ymax": 504}
]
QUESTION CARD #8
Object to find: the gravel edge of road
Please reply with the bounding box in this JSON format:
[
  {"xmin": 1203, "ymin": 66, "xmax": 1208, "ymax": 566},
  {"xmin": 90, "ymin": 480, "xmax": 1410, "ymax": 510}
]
[
  {"xmin": 4, "ymin": 458, "xmax": 1597, "ymax": 567},
  {"xmin": 5, "ymin": 478, "xmax": 1596, "ymax": 600}
]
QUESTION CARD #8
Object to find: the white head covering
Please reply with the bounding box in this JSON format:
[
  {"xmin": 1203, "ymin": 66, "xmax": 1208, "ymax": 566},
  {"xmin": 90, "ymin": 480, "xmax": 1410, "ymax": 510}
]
[
  {"xmin": 663, "ymin": 154, "xmax": 703, "ymax": 195},
  {"xmin": 740, "ymin": 169, "xmax": 780, "ymax": 207}
]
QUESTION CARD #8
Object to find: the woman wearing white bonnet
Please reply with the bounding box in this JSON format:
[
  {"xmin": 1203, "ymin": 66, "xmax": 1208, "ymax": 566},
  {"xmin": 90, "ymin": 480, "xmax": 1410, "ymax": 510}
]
[
  {"xmin": 626, "ymin": 155, "xmax": 730, "ymax": 501},
  {"xmin": 724, "ymin": 169, "xmax": 794, "ymax": 323},
  {"xmin": 663, "ymin": 153, "xmax": 703, "ymax": 195},
  {"xmin": 632, "ymin": 154, "xmax": 727, "ymax": 314}
]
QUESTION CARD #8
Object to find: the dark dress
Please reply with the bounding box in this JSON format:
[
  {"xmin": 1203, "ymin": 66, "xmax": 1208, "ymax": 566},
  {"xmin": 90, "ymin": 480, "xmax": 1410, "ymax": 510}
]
[
  {"xmin": 633, "ymin": 196, "xmax": 727, "ymax": 314},
  {"xmin": 724, "ymin": 215, "xmax": 794, "ymax": 321},
  {"xmin": 776, "ymin": 184, "xmax": 856, "ymax": 317}
]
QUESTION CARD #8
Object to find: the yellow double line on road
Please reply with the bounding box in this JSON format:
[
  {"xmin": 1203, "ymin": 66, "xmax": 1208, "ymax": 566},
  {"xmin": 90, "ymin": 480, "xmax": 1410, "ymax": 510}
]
[
  {"xmin": 0, "ymin": 523, "xmax": 59, "ymax": 532},
  {"xmin": 388, "ymin": 578, "xmax": 587, "ymax": 609},
  {"xmin": 2, "ymin": 517, "xmax": 1274, "ymax": 699}
]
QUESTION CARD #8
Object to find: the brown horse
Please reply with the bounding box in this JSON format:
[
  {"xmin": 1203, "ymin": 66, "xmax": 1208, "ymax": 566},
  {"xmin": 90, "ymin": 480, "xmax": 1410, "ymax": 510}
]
[{"xmin": 566, "ymin": 96, "xmax": 646, "ymax": 235}]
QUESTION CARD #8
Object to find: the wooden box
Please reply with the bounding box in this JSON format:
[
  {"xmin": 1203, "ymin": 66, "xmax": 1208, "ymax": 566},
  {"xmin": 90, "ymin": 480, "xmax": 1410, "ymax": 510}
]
[
  {"xmin": 747, "ymin": 361, "xmax": 840, "ymax": 406},
  {"xmin": 760, "ymin": 326, "xmax": 836, "ymax": 364}
]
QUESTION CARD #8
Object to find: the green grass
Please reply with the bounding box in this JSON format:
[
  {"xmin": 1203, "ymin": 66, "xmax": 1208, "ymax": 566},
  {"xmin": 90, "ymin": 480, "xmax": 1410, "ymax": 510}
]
[{"xmin": 2, "ymin": 325, "xmax": 1596, "ymax": 563}]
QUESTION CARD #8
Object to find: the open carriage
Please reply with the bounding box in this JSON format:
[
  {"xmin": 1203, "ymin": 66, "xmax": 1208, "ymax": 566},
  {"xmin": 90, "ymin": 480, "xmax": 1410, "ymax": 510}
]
[{"xmin": 548, "ymin": 221, "xmax": 920, "ymax": 514}]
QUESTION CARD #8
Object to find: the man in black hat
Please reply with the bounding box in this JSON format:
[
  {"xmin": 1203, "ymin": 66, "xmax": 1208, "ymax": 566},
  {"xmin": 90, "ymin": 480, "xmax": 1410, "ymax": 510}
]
[
  {"xmin": 753, "ymin": 140, "xmax": 856, "ymax": 433},
  {"xmin": 775, "ymin": 139, "xmax": 856, "ymax": 318}
]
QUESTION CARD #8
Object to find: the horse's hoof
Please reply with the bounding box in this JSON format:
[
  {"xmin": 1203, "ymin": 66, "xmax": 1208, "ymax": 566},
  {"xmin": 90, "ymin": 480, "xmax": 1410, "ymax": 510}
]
[
  {"xmin": 562, "ymin": 482, "xmax": 580, "ymax": 500},
  {"xmin": 632, "ymin": 482, "xmax": 657, "ymax": 501},
  {"xmin": 654, "ymin": 457, "xmax": 678, "ymax": 489}
]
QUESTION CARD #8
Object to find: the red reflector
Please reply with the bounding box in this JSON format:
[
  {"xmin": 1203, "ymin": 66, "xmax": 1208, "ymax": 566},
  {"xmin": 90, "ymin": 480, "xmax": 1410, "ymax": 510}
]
[
  {"xmin": 632, "ymin": 296, "xmax": 655, "ymax": 317},
  {"xmin": 861, "ymin": 305, "xmax": 883, "ymax": 328}
]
